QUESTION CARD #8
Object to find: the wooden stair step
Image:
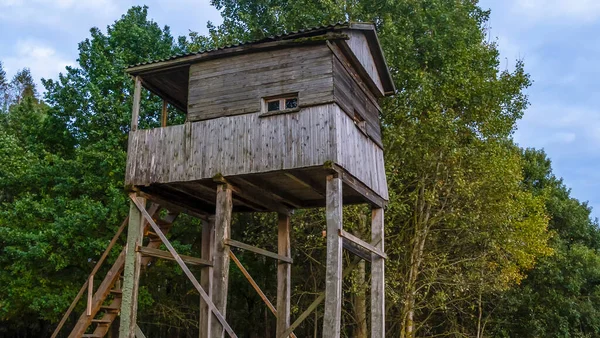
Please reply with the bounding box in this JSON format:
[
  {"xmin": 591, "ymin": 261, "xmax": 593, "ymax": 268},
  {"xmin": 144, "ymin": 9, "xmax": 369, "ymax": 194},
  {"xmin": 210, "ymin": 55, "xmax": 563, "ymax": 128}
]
[
  {"xmin": 99, "ymin": 305, "xmax": 120, "ymax": 313},
  {"xmin": 110, "ymin": 289, "xmax": 122, "ymax": 294},
  {"xmin": 91, "ymin": 318, "xmax": 112, "ymax": 324}
]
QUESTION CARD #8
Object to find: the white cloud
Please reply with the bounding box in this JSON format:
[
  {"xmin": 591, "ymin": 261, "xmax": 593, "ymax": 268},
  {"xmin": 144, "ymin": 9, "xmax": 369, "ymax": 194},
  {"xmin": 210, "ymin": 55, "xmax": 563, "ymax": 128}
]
[
  {"xmin": 3, "ymin": 39, "xmax": 74, "ymax": 90},
  {"xmin": 0, "ymin": 0, "xmax": 122, "ymax": 30},
  {"xmin": 514, "ymin": 0, "xmax": 600, "ymax": 22}
]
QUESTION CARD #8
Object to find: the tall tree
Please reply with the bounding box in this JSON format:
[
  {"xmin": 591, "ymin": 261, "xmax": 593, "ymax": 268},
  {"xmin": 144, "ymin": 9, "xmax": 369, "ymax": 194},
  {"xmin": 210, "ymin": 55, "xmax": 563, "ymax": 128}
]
[
  {"xmin": 208, "ymin": 0, "xmax": 551, "ymax": 336},
  {"xmin": 10, "ymin": 68, "xmax": 36, "ymax": 104},
  {"xmin": 489, "ymin": 149, "xmax": 600, "ymax": 337},
  {"xmin": 0, "ymin": 61, "xmax": 8, "ymax": 112}
]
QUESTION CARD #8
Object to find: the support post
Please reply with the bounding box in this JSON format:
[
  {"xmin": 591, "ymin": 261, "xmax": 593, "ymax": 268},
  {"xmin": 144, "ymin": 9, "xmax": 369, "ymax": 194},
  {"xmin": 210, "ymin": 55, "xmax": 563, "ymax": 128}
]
[
  {"xmin": 119, "ymin": 195, "xmax": 145, "ymax": 338},
  {"xmin": 131, "ymin": 76, "xmax": 142, "ymax": 132},
  {"xmin": 212, "ymin": 184, "xmax": 233, "ymax": 338},
  {"xmin": 371, "ymin": 208, "xmax": 385, "ymax": 338},
  {"xmin": 161, "ymin": 100, "xmax": 168, "ymax": 127},
  {"xmin": 200, "ymin": 218, "xmax": 215, "ymax": 338},
  {"xmin": 322, "ymin": 175, "xmax": 343, "ymax": 338},
  {"xmin": 276, "ymin": 213, "xmax": 291, "ymax": 338}
]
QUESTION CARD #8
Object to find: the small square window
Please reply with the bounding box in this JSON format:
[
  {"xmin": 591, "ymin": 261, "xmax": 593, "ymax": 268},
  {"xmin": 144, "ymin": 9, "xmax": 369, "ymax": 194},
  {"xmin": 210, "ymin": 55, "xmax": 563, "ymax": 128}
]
[
  {"xmin": 267, "ymin": 100, "xmax": 280, "ymax": 112},
  {"xmin": 263, "ymin": 95, "xmax": 299, "ymax": 115},
  {"xmin": 285, "ymin": 98, "xmax": 298, "ymax": 109}
]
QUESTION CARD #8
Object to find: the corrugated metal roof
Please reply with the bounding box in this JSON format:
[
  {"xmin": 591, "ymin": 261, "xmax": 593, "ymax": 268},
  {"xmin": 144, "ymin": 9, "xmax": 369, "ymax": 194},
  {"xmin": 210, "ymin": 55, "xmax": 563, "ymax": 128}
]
[{"xmin": 127, "ymin": 22, "xmax": 350, "ymax": 69}]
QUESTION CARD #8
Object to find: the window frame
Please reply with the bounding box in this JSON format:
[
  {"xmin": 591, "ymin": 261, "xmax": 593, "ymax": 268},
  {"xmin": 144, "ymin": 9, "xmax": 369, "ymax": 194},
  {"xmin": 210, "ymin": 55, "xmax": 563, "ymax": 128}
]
[{"xmin": 260, "ymin": 94, "xmax": 300, "ymax": 117}]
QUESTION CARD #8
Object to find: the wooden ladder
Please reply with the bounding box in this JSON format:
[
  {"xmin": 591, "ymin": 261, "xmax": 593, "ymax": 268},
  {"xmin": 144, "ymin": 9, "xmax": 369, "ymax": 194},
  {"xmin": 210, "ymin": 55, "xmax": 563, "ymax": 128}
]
[{"xmin": 52, "ymin": 203, "xmax": 179, "ymax": 338}]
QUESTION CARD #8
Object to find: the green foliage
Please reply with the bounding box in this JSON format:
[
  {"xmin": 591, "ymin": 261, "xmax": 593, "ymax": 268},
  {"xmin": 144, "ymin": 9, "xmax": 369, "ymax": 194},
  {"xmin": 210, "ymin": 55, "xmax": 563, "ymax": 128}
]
[
  {"xmin": 0, "ymin": 2, "xmax": 597, "ymax": 337},
  {"xmin": 488, "ymin": 149, "xmax": 600, "ymax": 337}
]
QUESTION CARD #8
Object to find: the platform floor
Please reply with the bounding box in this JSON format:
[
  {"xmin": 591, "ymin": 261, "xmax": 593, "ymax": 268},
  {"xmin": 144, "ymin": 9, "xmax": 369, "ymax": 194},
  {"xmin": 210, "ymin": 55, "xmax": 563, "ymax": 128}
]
[{"xmin": 136, "ymin": 165, "xmax": 384, "ymax": 216}]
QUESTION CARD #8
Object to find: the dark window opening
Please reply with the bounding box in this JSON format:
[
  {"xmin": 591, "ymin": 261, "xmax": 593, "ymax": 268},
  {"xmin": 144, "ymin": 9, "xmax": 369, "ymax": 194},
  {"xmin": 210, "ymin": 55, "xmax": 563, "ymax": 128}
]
[
  {"xmin": 264, "ymin": 95, "xmax": 299, "ymax": 114},
  {"xmin": 285, "ymin": 98, "xmax": 298, "ymax": 109},
  {"xmin": 267, "ymin": 100, "xmax": 280, "ymax": 112}
]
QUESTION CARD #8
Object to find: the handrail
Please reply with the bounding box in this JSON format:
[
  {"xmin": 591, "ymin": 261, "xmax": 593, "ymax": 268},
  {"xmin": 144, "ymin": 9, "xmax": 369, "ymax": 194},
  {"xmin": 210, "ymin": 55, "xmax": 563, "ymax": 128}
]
[{"xmin": 50, "ymin": 216, "xmax": 130, "ymax": 338}]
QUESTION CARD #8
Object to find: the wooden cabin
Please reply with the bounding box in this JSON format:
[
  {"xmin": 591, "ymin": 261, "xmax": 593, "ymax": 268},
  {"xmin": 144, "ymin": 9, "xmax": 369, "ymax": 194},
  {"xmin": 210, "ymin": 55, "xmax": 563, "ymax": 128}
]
[{"xmin": 124, "ymin": 22, "xmax": 395, "ymax": 215}]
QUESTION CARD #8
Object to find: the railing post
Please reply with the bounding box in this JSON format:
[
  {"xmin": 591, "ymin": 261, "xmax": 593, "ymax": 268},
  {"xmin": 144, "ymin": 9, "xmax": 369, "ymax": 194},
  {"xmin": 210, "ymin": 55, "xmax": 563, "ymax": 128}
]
[
  {"xmin": 86, "ymin": 275, "xmax": 94, "ymax": 316},
  {"xmin": 131, "ymin": 76, "xmax": 142, "ymax": 132}
]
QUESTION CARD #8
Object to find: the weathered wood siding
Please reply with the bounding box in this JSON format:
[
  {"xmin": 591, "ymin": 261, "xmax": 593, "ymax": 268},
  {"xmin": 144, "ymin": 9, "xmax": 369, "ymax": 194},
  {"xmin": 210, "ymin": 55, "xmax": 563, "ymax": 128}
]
[
  {"xmin": 333, "ymin": 104, "xmax": 388, "ymax": 200},
  {"xmin": 345, "ymin": 30, "xmax": 384, "ymax": 96},
  {"xmin": 332, "ymin": 49, "xmax": 383, "ymax": 146},
  {"xmin": 187, "ymin": 45, "xmax": 334, "ymax": 121},
  {"xmin": 125, "ymin": 103, "xmax": 388, "ymax": 200}
]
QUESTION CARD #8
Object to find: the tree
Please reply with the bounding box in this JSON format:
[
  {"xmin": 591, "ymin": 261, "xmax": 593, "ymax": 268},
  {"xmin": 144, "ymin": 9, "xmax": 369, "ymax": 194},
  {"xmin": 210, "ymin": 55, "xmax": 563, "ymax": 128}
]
[
  {"xmin": 10, "ymin": 68, "xmax": 36, "ymax": 104},
  {"xmin": 208, "ymin": 0, "xmax": 551, "ymax": 336},
  {"xmin": 0, "ymin": 61, "xmax": 8, "ymax": 112},
  {"xmin": 489, "ymin": 149, "xmax": 600, "ymax": 337}
]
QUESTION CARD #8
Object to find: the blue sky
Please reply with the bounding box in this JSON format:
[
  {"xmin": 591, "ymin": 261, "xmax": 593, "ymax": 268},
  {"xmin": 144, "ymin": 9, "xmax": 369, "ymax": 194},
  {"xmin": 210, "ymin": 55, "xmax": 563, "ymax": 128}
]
[{"xmin": 1, "ymin": 0, "xmax": 598, "ymax": 219}]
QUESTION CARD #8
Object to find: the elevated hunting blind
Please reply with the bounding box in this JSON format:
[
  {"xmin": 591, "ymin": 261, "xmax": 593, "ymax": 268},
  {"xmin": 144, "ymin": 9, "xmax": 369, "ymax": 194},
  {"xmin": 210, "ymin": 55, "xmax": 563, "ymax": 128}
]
[{"xmin": 54, "ymin": 22, "xmax": 395, "ymax": 338}]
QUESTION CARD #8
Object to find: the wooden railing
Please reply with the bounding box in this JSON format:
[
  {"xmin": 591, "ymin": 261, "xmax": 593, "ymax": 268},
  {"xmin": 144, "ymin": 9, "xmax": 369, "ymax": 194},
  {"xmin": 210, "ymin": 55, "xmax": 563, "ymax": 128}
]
[{"xmin": 50, "ymin": 216, "xmax": 130, "ymax": 338}]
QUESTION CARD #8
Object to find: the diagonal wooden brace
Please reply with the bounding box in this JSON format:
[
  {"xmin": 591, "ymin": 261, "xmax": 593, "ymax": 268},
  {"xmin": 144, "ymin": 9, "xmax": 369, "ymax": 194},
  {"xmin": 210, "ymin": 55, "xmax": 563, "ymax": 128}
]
[
  {"xmin": 129, "ymin": 194, "xmax": 237, "ymax": 338},
  {"xmin": 229, "ymin": 251, "xmax": 298, "ymax": 338}
]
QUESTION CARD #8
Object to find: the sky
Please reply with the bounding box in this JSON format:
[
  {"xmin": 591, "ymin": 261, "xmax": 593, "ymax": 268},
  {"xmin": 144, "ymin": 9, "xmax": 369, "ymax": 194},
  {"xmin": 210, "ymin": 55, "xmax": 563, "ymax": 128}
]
[{"xmin": 1, "ymin": 0, "xmax": 598, "ymax": 219}]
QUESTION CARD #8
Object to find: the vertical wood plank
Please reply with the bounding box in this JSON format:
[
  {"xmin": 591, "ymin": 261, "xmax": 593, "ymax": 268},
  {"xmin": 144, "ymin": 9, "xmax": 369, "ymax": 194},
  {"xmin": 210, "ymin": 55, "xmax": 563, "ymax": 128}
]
[
  {"xmin": 200, "ymin": 218, "xmax": 216, "ymax": 338},
  {"xmin": 371, "ymin": 208, "xmax": 385, "ymax": 338},
  {"xmin": 212, "ymin": 184, "xmax": 232, "ymax": 338},
  {"xmin": 322, "ymin": 175, "xmax": 343, "ymax": 338},
  {"xmin": 119, "ymin": 196, "xmax": 145, "ymax": 338},
  {"xmin": 161, "ymin": 100, "xmax": 168, "ymax": 127},
  {"xmin": 131, "ymin": 76, "xmax": 141, "ymax": 132},
  {"xmin": 276, "ymin": 214, "xmax": 291, "ymax": 338}
]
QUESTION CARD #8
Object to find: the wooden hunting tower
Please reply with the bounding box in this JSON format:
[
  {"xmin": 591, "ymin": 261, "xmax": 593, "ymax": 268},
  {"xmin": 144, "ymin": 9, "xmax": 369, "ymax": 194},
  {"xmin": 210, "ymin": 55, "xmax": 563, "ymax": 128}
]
[{"xmin": 53, "ymin": 22, "xmax": 394, "ymax": 338}]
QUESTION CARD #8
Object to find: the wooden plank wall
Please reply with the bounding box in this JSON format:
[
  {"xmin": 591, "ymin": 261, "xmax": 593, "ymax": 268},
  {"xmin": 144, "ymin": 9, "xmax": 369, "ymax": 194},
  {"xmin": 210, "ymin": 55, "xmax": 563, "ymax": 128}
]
[
  {"xmin": 332, "ymin": 54, "xmax": 383, "ymax": 146},
  {"xmin": 345, "ymin": 30, "xmax": 384, "ymax": 95},
  {"xmin": 126, "ymin": 104, "xmax": 337, "ymax": 185},
  {"xmin": 333, "ymin": 104, "xmax": 388, "ymax": 200},
  {"xmin": 125, "ymin": 103, "xmax": 388, "ymax": 201},
  {"xmin": 187, "ymin": 44, "xmax": 334, "ymax": 121}
]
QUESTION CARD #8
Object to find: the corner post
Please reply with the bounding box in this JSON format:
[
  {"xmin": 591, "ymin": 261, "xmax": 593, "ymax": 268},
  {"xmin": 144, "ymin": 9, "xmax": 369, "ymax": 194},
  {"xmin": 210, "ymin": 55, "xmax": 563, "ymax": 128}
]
[
  {"xmin": 200, "ymin": 218, "xmax": 216, "ymax": 338},
  {"xmin": 371, "ymin": 208, "xmax": 385, "ymax": 338},
  {"xmin": 131, "ymin": 76, "xmax": 142, "ymax": 132},
  {"xmin": 211, "ymin": 184, "xmax": 232, "ymax": 338},
  {"xmin": 322, "ymin": 174, "xmax": 343, "ymax": 338},
  {"xmin": 119, "ymin": 195, "xmax": 145, "ymax": 338},
  {"xmin": 276, "ymin": 213, "xmax": 291, "ymax": 337}
]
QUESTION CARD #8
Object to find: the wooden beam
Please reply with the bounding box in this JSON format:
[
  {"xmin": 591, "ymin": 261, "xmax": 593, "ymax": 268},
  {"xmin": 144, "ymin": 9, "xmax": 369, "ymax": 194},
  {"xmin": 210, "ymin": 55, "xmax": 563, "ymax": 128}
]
[
  {"xmin": 200, "ymin": 219, "xmax": 215, "ymax": 338},
  {"xmin": 342, "ymin": 238, "xmax": 371, "ymax": 262},
  {"xmin": 218, "ymin": 176, "xmax": 291, "ymax": 215},
  {"xmin": 322, "ymin": 175, "xmax": 343, "ymax": 338},
  {"xmin": 224, "ymin": 239, "xmax": 293, "ymax": 264},
  {"xmin": 161, "ymin": 100, "xmax": 168, "ymax": 127},
  {"xmin": 283, "ymin": 172, "xmax": 325, "ymax": 197},
  {"xmin": 371, "ymin": 208, "xmax": 385, "ymax": 338},
  {"xmin": 119, "ymin": 195, "xmax": 145, "ymax": 338},
  {"xmin": 138, "ymin": 188, "xmax": 210, "ymax": 221},
  {"xmin": 212, "ymin": 184, "xmax": 233, "ymax": 338},
  {"xmin": 135, "ymin": 325, "xmax": 147, "ymax": 338},
  {"xmin": 229, "ymin": 251, "xmax": 298, "ymax": 338},
  {"xmin": 328, "ymin": 164, "xmax": 387, "ymax": 208},
  {"xmin": 234, "ymin": 176, "xmax": 303, "ymax": 209},
  {"xmin": 86, "ymin": 275, "xmax": 93, "ymax": 316},
  {"xmin": 129, "ymin": 194, "xmax": 237, "ymax": 338},
  {"xmin": 136, "ymin": 246, "xmax": 212, "ymax": 266},
  {"xmin": 277, "ymin": 214, "xmax": 292, "ymax": 338},
  {"xmin": 131, "ymin": 76, "xmax": 142, "ymax": 132},
  {"xmin": 339, "ymin": 229, "xmax": 387, "ymax": 259},
  {"xmin": 279, "ymin": 257, "xmax": 362, "ymax": 338}
]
